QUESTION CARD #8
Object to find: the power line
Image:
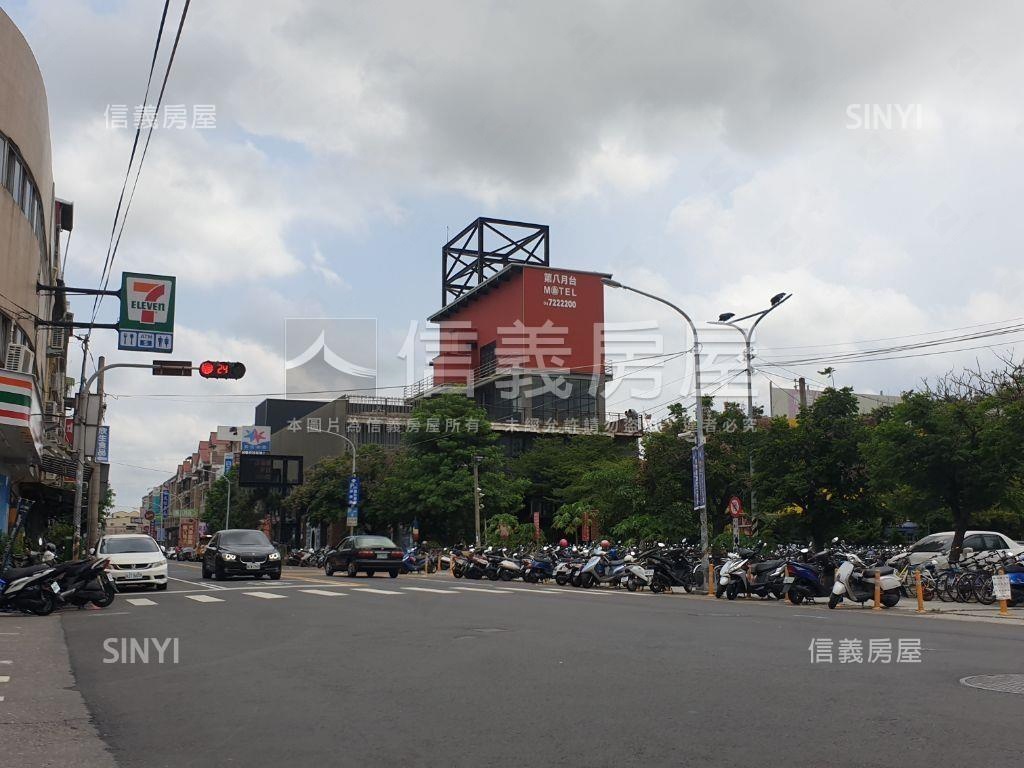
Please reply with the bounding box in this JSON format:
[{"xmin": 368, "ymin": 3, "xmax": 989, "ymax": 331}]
[{"xmin": 88, "ymin": 0, "xmax": 173, "ymax": 330}]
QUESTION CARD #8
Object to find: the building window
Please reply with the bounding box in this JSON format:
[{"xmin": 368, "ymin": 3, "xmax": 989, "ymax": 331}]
[{"xmin": 0, "ymin": 131, "xmax": 48, "ymax": 259}]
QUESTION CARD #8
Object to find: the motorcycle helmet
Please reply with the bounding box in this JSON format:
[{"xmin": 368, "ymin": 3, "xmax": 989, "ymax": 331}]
[
  {"xmin": 600, "ymin": 539, "xmax": 611, "ymax": 550},
  {"xmin": 45, "ymin": 542, "xmax": 56, "ymax": 552},
  {"xmin": 559, "ymin": 539, "xmax": 569, "ymax": 548}
]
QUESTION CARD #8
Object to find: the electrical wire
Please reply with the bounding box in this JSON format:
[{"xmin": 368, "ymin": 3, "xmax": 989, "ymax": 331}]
[{"xmin": 88, "ymin": 0, "xmax": 172, "ymax": 329}]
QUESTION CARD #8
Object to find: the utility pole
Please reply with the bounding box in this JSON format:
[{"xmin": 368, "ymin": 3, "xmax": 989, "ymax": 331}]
[
  {"xmin": 86, "ymin": 356, "xmax": 106, "ymax": 550},
  {"xmin": 225, "ymin": 474, "xmax": 232, "ymax": 529},
  {"xmin": 472, "ymin": 455, "xmax": 483, "ymax": 546},
  {"xmin": 798, "ymin": 377, "xmax": 808, "ymax": 410}
]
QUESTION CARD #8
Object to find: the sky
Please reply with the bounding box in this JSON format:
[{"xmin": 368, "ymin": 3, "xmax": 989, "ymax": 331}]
[{"xmin": 5, "ymin": 0, "xmax": 1024, "ymax": 510}]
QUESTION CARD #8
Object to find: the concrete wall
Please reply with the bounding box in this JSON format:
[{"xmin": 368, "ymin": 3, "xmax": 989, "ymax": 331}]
[{"xmin": 0, "ymin": 8, "xmax": 55, "ymax": 372}]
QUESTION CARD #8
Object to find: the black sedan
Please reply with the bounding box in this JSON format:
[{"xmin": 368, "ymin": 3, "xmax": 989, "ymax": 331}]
[
  {"xmin": 201, "ymin": 529, "xmax": 282, "ymax": 580},
  {"xmin": 324, "ymin": 536, "xmax": 403, "ymax": 578}
]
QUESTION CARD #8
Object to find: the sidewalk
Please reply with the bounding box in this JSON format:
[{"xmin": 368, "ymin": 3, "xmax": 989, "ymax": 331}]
[{"xmin": 0, "ymin": 611, "xmax": 116, "ymax": 767}]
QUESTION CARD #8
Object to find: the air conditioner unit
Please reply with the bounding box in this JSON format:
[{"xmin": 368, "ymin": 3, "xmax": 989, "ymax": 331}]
[
  {"xmin": 48, "ymin": 327, "xmax": 66, "ymax": 352},
  {"xmin": 3, "ymin": 343, "xmax": 34, "ymax": 375},
  {"xmin": 44, "ymin": 401, "xmax": 63, "ymax": 418}
]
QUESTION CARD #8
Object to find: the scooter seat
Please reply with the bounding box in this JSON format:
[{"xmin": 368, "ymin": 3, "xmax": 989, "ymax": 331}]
[
  {"xmin": 862, "ymin": 566, "xmax": 894, "ymax": 577},
  {"xmin": 2, "ymin": 565, "xmax": 49, "ymax": 581},
  {"xmin": 752, "ymin": 560, "xmax": 784, "ymax": 573}
]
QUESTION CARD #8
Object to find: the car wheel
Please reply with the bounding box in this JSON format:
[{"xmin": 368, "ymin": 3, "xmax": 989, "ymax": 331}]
[
  {"xmin": 269, "ymin": 571, "xmax": 281, "ymax": 581},
  {"xmin": 365, "ymin": 570, "xmax": 375, "ymax": 577},
  {"xmin": 347, "ymin": 562, "xmax": 358, "ymax": 577},
  {"xmin": 325, "ymin": 560, "xmax": 335, "ymax": 577},
  {"xmin": 155, "ymin": 583, "xmax": 168, "ymax": 592},
  {"xmin": 215, "ymin": 562, "xmax": 225, "ymax": 581},
  {"xmin": 388, "ymin": 570, "xmax": 399, "ymax": 579},
  {"xmin": 201, "ymin": 563, "xmax": 211, "ymax": 579}
]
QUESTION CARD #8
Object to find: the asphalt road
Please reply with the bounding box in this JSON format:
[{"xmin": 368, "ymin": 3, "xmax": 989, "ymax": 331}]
[{"xmin": 57, "ymin": 562, "xmax": 1022, "ymax": 768}]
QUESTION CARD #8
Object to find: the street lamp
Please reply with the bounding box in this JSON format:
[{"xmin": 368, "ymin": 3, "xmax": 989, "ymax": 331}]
[
  {"xmin": 601, "ymin": 277, "xmax": 710, "ymax": 585},
  {"xmin": 709, "ymin": 292, "xmax": 792, "ymax": 530},
  {"xmin": 309, "ymin": 427, "xmax": 359, "ymax": 536}
]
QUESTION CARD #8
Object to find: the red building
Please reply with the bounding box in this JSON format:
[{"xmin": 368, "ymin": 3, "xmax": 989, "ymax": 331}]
[{"xmin": 410, "ymin": 218, "xmax": 641, "ymax": 441}]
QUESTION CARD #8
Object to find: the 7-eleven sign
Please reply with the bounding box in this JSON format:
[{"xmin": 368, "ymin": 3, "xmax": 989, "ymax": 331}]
[{"xmin": 119, "ymin": 272, "xmax": 176, "ymax": 333}]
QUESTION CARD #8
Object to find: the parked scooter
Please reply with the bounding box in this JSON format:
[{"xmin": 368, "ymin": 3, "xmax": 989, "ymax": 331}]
[
  {"xmin": 640, "ymin": 543, "xmax": 695, "ymax": 594},
  {"xmin": 578, "ymin": 545, "xmax": 627, "ymax": 588},
  {"xmin": 783, "ymin": 545, "xmax": 838, "ymax": 605},
  {"xmin": 0, "ymin": 563, "xmax": 61, "ymax": 615},
  {"xmin": 829, "ymin": 547, "xmax": 902, "ymax": 608},
  {"xmin": 57, "ymin": 557, "xmax": 116, "ymax": 608}
]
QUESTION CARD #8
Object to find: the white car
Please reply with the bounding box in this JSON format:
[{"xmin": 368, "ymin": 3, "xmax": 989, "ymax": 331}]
[
  {"xmin": 95, "ymin": 534, "xmax": 168, "ymax": 591},
  {"xmin": 887, "ymin": 530, "xmax": 1024, "ymax": 570}
]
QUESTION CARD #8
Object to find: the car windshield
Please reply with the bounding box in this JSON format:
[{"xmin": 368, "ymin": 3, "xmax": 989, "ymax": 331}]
[
  {"xmin": 355, "ymin": 536, "xmax": 397, "ymax": 549},
  {"xmin": 100, "ymin": 537, "xmax": 161, "ymax": 554},
  {"xmin": 909, "ymin": 535, "xmax": 952, "ymax": 553},
  {"xmin": 219, "ymin": 531, "xmax": 272, "ymax": 547}
]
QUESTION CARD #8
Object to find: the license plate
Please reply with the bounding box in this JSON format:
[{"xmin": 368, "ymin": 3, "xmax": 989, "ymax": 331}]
[
  {"xmin": 125, "ymin": 571, "xmax": 142, "ymax": 580},
  {"xmin": 51, "ymin": 581, "xmax": 61, "ymax": 594},
  {"xmin": 644, "ymin": 569, "xmax": 655, "ymax": 577},
  {"xmin": 783, "ymin": 576, "xmax": 795, "ymax": 584},
  {"xmin": 245, "ymin": 562, "xmax": 260, "ymax": 570},
  {"xmin": 376, "ymin": 553, "xmax": 388, "ymax": 559}
]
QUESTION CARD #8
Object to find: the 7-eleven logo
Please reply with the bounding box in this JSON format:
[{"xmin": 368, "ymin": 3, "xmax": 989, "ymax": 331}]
[{"xmin": 128, "ymin": 280, "xmax": 169, "ymax": 325}]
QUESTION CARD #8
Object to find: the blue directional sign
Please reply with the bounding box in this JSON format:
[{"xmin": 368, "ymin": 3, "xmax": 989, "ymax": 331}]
[
  {"xmin": 347, "ymin": 475, "xmax": 360, "ymax": 507},
  {"xmin": 691, "ymin": 444, "xmax": 706, "ymax": 510}
]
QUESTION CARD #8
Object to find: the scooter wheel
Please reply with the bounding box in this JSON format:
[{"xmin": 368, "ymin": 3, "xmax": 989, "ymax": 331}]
[
  {"xmin": 715, "ymin": 582, "xmax": 726, "ymax": 599},
  {"xmin": 787, "ymin": 590, "xmax": 804, "ymax": 605},
  {"xmin": 499, "ymin": 570, "xmax": 514, "ymax": 581},
  {"xmin": 555, "ymin": 574, "xmax": 569, "ymax": 586},
  {"xmin": 626, "ymin": 576, "xmax": 638, "ymax": 592},
  {"xmin": 828, "ymin": 593, "xmax": 841, "ymax": 609},
  {"xmin": 29, "ymin": 590, "xmax": 58, "ymax": 616},
  {"xmin": 726, "ymin": 582, "xmax": 740, "ymax": 600},
  {"xmin": 92, "ymin": 582, "xmax": 116, "ymax": 608}
]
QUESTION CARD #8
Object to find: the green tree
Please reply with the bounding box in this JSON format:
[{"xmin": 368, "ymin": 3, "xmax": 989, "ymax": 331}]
[
  {"xmin": 754, "ymin": 388, "xmax": 869, "ymax": 546},
  {"xmin": 202, "ymin": 468, "xmax": 265, "ymax": 533},
  {"xmin": 376, "ymin": 394, "xmax": 528, "ymax": 543},
  {"xmin": 864, "ymin": 386, "xmax": 1024, "ymax": 561},
  {"xmin": 552, "ymin": 500, "xmax": 587, "ymax": 542}
]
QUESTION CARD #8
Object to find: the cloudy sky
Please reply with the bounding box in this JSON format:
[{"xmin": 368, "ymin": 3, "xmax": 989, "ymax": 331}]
[{"xmin": 6, "ymin": 0, "xmax": 1024, "ymax": 509}]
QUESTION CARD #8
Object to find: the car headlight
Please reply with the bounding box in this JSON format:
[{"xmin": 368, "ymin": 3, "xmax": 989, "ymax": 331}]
[
  {"xmin": 268, "ymin": 552, "xmax": 280, "ymax": 561},
  {"xmin": 221, "ymin": 553, "xmax": 237, "ymax": 561}
]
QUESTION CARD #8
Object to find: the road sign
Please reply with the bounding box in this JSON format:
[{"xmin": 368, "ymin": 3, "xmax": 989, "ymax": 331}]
[
  {"xmin": 145, "ymin": 510, "xmax": 155, "ymax": 521},
  {"xmin": 691, "ymin": 444, "xmax": 706, "ymax": 510},
  {"xmin": 94, "ymin": 426, "xmax": 110, "ymax": 463},
  {"xmin": 152, "ymin": 360, "xmax": 192, "ymax": 376},
  {"xmin": 223, "ymin": 455, "xmax": 234, "ymax": 474},
  {"xmin": 119, "ymin": 272, "xmax": 175, "ymax": 353},
  {"xmin": 346, "ymin": 507, "xmax": 358, "ymax": 528},
  {"xmin": 729, "ymin": 495, "xmax": 743, "ymax": 518},
  {"xmin": 992, "ymin": 574, "xmax": 1012, "ymax": 601},
  {"xmin": 118, "ymin": 329, "xmax": 174, "ymax": 353}
]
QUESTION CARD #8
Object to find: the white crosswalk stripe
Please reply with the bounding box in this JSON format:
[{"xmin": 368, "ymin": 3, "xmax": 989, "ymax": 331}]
[
  {"xmin": 351, "ymin": 588, "xmax": 402, "ymax": 595},
  {"xmin": 299, "ymin": 589, "xmax": 346, "ymax": 597},
  {"xmin": 452, "ymin": 587, "xmax": 514, "ymax": 594},
  {"xmin": 243, "ymin": 591, "xmax": 288, "ymax": 600},
  {"xmin": 402, "ymin": 587, "xmax": 456, "ymax": 595},
  {"xmin": 186, "ymin": 594, "xmax": 225, "ymax": 603},
  {"xmin": 125, "ymin": 598, "xmax": 157, "ymax": 606}
]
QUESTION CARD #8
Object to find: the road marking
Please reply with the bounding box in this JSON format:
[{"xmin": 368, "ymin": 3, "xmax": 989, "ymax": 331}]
[
  {"xmin": 0, "ymin": 660, "xmax": 11, "ymax": 664},
  {"xmin": 351, "ymin": 588, "xmax": 402, "ymax": 595},
  {"xmin": 0, "ymin": 675, "xmax": 9, "ymax": 682},
  {"xmin": 452, "ymin": 587, "xmax": 514, "ymax": 594},
  {"xmin": 167, "ymin": 575, "xmax": 225, "ymax": 591},
  {"xmin": 243, "ymin": 591, "xmax": 288, "ymax": 600},
  {"xmin": 298, "ymin": 589, "xmax": 346, "ymax": 597},
  {"xmin": 402, "ymin": 587, "xmax": 457, "ymax": 595},
  {"xmin": 186, "ymin": 594, "xmax": 225, "ymax": 603},
  {"xmin": 125, "ymin": 598, "xmax": 157, "ymax": 606}
]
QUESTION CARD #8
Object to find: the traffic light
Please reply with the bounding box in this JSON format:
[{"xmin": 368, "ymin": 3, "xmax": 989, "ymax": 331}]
[
  {"xmin": 198, "ymin": 360, "xmax": 246, "ymax": 379},
  {"xmin": 152, "ymin": 360, "xmax": 192, "ymax": 376}
]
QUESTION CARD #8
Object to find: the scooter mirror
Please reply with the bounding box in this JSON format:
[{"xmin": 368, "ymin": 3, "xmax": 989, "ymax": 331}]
[
  {"xmin": 38, "ymin": 536, "xmax": 44, "ymax": 546},
  {"xmin": 831, "ymin": 537, "xmax": 839, "ymax": 544}
]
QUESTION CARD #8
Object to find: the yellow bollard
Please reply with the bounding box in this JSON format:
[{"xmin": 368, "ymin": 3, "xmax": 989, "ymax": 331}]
[
  {"xmin": 872, "ymin": 569, "xmax": 882, "ymax": 611},
  {"xmin": 998, "ymin": 568, "xmax": 1010, "ymax": 617},
  {"xmin": 708, "ymin": 563, "xmax": 715, "ymax": 596},
  {"xmin": 914, "ymin": 570, "xmax": 925, "ymax": 614}
]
